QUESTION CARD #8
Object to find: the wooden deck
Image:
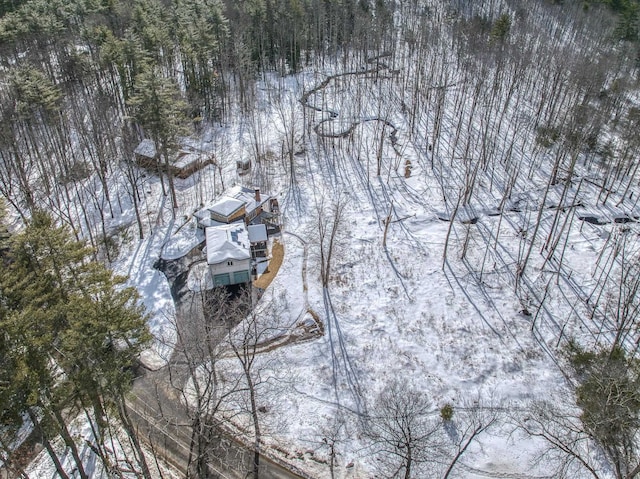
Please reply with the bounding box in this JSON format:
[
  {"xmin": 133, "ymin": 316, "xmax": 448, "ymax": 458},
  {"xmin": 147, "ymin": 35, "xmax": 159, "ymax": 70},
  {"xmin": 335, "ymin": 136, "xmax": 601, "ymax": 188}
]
[{"xmin": 253, "ymin": 240, "xmax": 283, "ymax": 290}]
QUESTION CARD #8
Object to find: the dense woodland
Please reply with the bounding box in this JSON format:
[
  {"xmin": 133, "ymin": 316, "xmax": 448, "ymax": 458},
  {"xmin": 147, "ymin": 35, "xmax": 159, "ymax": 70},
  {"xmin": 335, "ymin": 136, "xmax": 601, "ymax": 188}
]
[
  {"xmin": 3, "ymin": 0, "xmax": 640, "ymax": 477},
  {"xmin": 0, "ymin": 0, "xmax": 405, "ymax": 249},
  {"xmin": 0, "ymin": 0, "xmax": 638, "ymax": 246},
  {"xmin": 0, "ymin": 0, "xmax": 635, "ymax": 242}
]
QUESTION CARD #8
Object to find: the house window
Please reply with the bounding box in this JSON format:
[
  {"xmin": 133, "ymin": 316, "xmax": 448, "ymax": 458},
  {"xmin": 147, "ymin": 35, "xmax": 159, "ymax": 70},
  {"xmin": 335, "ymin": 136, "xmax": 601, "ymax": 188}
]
[{"xmin": 227, "ymin": 260, "xmax": 233, "ymax": 266}]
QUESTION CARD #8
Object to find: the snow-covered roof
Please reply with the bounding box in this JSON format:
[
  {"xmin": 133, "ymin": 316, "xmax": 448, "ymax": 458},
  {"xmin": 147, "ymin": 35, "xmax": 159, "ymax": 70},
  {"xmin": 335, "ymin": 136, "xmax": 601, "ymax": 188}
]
[
  {"xmin": 209, "ymin": 196, "xmax": 245, "ymax": 217},
  {"xmin": 134, "ymin": 139, "xmax": 157, "ymax": 158},
  {"xmin": 205, "ymin": 224, "xmax": 250, "ymax": 265},
  {"xmin": 227, "ymin": 185, "xmax": 271, "ymax": 215},
  {"xmin": 196, "ymin": 216, "xmax": 225, "ymax": 229},
  {"xmin": 248, "ymin": 224, "xmax": 267, "ymax": 243},
  {"xmin": 173, "ymin": 151, "xmax": 200, "ymax": 169},
  {"xmin": 194, "ymin": 208, "xmax": 211, "ymax": 220},
  {"xmin": 197, "ymin": 186, "xmax": 272, "ymax": 223}
]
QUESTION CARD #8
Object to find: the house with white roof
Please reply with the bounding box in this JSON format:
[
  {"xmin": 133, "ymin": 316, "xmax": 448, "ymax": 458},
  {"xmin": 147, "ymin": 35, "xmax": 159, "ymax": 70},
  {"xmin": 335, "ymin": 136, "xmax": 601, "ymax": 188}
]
[
  {"xmin": 209, "ymin": 196, "xmax": 247, "ymax": 224},
  {"xmin": 205, "ymin": 223, "xmax": 251, "ymax": 286},
  {"xmin": 194, "ymin": 185, "xmax": 279, "ymax": 229}
]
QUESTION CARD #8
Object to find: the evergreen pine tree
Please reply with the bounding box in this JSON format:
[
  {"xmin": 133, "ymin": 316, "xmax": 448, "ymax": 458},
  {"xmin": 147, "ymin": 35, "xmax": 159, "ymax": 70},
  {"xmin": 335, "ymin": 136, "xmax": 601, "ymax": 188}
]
[
  {"xmin": 128, "ymin": 65, "xmax": 189, "ymax": 212},
  {"xmin": 0, "ymin": 211, "xmax": 151, "ymax": 477}
]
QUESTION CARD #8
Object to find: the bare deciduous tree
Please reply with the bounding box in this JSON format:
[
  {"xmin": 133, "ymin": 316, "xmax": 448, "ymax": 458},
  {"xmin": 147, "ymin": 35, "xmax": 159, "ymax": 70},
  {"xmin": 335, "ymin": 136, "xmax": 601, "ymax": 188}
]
[
  {"xmin": 316, "ymin": 194, "xmax": 347, "ymax": 287},
  {"xmin": 517, "ymin": 400, "xmax": 604, "ymax": 479},
  {"xmin": 519, "ymin": 342, "xmax": 640, "ymax": 479},
  {"xmin": 366, "ymin": 380, "xmax": 441, "ymax": 479},
  {"xmin": 224, "ymin": 288, "xmax": 290, "ymax": 479},
  {"xmin": 441, "ymin": 403, "xmax": 498, "ymax": 479}
]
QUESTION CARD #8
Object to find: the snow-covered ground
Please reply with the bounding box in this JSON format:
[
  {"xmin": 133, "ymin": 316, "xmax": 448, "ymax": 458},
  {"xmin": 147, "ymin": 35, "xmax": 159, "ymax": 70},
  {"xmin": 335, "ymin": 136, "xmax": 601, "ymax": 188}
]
[
  {"xmin": 188, "ymin": 117, "xmax": 565, "ymax": 477},
  {"xmin": 18, "ymin": 6, "xmax": 640, "ymax": 476},
  {"xmin": 25, "ymin": 414, "xmax": 180, "ymax": 479},
  {"xmin": 103, "ymin": 71, "xmax": 616, "ymax": 479},
  {"xmin": 111, "ymin": 217, "xmax": 178, "ymax": 370},
  {"xmin": 90, "ymin": 50, "xmax": 640, "ymax": 476}
]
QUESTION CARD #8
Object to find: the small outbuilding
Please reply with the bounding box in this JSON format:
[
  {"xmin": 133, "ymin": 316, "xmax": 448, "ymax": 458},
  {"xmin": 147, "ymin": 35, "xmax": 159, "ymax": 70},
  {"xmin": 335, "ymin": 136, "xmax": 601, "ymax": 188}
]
[{"xmin": 237, "ymin": 158, "xmax": 251, "ymax": 175}]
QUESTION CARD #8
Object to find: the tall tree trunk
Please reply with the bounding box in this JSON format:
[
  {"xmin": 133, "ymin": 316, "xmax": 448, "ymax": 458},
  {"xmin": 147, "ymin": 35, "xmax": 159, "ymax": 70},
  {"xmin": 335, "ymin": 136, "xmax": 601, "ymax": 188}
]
[
  {"xmin": 52, "ymin": 408, "xmax": 89, "ymax": 479},
  {"xmin": 247, "ymin": 371, "xmax": 261, "ymax": 479},
  {"xmin": 28, "ymin": 409, "xmax": 71, "ymax": 479},
  {"xmin": 117, "ymin": 394, "xmax": 153, "ymax": 479}
]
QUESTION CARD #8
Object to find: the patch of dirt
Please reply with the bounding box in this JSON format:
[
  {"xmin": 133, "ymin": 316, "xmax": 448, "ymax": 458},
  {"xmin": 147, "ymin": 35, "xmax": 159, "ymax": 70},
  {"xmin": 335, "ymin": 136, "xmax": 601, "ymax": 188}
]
[{"xmin": 253, "ymin": 240, "xmax": 284, "ymax": 290}]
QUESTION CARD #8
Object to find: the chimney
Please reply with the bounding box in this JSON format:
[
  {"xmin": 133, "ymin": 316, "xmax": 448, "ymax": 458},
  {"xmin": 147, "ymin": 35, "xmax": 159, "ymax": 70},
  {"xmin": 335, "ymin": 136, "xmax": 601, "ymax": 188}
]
[{"xmin": 254, "ymin": 187, "xmax": 261, "ymax": 202}]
